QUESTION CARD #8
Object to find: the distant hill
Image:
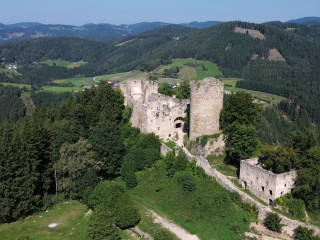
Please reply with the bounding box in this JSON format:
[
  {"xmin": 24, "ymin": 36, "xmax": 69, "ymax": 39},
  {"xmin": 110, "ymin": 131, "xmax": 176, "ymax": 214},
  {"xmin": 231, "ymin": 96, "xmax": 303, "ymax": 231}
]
[
  {"xmin": 0, "ymin": 21, "xmax": 221, "ymax": 44},
  {"xmin": 182, "ymin": 21, "xmax": 222, "ymax": 28},
  {"xmin": 286, "ymin": 16, "xmax": 320, "ymax": 25},
  {"xmin": 1, "ymin": 21, "xmax": 320, "ymax": 128}
]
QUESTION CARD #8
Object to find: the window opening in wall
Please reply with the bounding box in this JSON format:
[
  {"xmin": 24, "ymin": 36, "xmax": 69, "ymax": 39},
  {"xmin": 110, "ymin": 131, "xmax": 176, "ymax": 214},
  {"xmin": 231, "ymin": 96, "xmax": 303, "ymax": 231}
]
[
  {"xmin": 243, "ymin": 181, "xmax": 247, "ymax": 189},
  {"xmin": 175, "ymin": 123, "xmax": 182, "ymax": 128},
  {"xmin": 169, "ymin": 134, "xmax": 171, "ymax": 137},
  {"xmin": 281, "ymin": 191, "xmax": 284, "ymax": 195},
  {"xmin": 284, "ymin": 184, "xmax": 287, "ymax": 187},
  {"xmin": 269, "ymin": 199, "xmax": 274, "ymax": 206},
  {"xmin": 269, "ymin": 190, "xmax": 272, "ymax": 196},
  {"xmin": 261, "ymin": 186, "xmax": 265, "ymax": 192}
]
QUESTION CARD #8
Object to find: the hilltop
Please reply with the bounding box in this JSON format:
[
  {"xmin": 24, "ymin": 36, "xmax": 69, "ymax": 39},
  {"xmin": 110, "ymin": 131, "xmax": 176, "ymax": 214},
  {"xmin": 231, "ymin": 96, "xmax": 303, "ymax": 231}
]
[{"xmin": 1, "ymin": 21, "xmax": 320, "ymax": 133}]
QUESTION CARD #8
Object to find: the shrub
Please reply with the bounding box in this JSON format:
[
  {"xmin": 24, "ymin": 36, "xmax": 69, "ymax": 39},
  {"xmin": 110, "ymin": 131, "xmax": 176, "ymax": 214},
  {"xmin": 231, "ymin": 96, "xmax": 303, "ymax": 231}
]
[
  {"xmin": 175, "ymin": 150, "xmax": 188, "ymax": 171},
  {"xmin": 125, "ymin": 171, "xmax": 138, "ymax": 189},
  {"xmin": 264, "ymin": 213, "xmax": 282, "ymax": 233},
  {"xmin": 87, "ymin": 181, "xmax": 140, "ymax": 229},
  {"xmin": 177, "ymin": 174, "xmax": 196, "ymax": 192},
  {"xmin": 114, "ymin": 201, "xmax": 140, "ymax": 229},
  {"xmin": 42, "ymin": 194, "xmax": 66, "ymax": 210},
  {"xmin": 275, "ymin": 194, "xmax": 305, "ymax": 219},
  {"xmin": 87, "ymin": 205, "xmax": 120, "ymax": 240},
  {"xmin": 154, "ymin": 229, "xmax": 175, "ymax": 240},
  {"xmin": 294, "ymin": 226, "xmax": 320, "ymax": 240}
]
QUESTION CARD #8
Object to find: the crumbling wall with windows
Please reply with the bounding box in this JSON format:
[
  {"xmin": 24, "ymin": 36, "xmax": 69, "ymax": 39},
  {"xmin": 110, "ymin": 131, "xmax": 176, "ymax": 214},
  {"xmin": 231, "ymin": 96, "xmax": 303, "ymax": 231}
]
[{"xmin": 239, "ymin": 157, "xmax": 297, "ymax": 205}]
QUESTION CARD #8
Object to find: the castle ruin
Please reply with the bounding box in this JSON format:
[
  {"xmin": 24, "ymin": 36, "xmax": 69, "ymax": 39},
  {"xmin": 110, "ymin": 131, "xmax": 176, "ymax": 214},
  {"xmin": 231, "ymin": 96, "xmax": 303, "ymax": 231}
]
[
  {"xmin": 239, "ymin": 158, "xmax": 297, "ymax": 205},
  {"xmin": 120, "ymin": 77, "xmax": 224, "ymax": 144},
  {"xmin": 189, "ymin": 78, "xmax": 224, "ymax": 141}
]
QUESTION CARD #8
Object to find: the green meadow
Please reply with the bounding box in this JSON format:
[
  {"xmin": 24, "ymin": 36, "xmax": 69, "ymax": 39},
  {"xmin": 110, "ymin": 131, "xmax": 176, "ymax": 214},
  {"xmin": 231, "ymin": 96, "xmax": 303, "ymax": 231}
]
[
  {"xmin": 0, "ymin": 202, "xmax": 88, "ymax": 240},
  {"xmin": 127, "ymin": 161, "xmax": 257, "ymax": 240},
  {"xmin": 42, "ymin": 60, "xmax": 87, "ymax": 68}
]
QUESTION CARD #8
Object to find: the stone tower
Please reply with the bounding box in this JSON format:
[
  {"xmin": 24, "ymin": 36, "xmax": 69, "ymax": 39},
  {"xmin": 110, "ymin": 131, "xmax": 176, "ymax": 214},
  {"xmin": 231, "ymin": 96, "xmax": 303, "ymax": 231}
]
[{"xmin": 189, "ymin": 77, "xmax": 224, "ymax": 141}]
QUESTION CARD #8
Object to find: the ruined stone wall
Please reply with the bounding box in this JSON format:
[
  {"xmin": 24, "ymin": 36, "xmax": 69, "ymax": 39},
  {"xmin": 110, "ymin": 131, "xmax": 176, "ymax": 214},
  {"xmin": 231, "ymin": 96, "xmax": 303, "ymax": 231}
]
[
  {"xmin": 190, "ymin": 134, "xmax": 225, "ymax": 157},
  {"xmin": 239, "ymin": 158, "xmax": 297, "ymax": 204},
  {"xmin": 120, "ymin": 79, "xmax": 158, "ymax": 106},
  {"xmin": 189, "ymin": 78, "xmax": 224, "ymax": 141},
  {"xmin": 121, "ymin": 79, "xmax": 189, "ymax": 141}
]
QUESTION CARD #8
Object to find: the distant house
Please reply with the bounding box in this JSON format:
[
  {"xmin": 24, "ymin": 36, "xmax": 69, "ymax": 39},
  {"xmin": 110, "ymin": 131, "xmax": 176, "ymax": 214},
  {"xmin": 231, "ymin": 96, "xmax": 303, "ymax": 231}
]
[
  {"xmin": 82, "ymin": 86, "xmax": 92, "ymax": 91},
  {"xmin": 8, "ymin": 64, "xmax": 17, "ymax": 70},
  {"xmin": 113, "ymin": 83, "xmax": 120, "ymax": 89}
]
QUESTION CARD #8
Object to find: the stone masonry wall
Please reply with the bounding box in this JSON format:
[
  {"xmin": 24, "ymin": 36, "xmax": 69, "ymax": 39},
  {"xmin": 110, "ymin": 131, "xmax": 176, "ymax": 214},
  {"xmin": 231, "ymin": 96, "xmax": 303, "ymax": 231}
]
[
  {"xmin": 121, "ymin": 79, "xmax": 189, "ymax": 141},
  {"xmin": 189, "ymin": 78, "xmax": 224, "ymax": 141},
  {"xmin": 239, "ymin": 158, "xmax": 297, "ymax": 204}
]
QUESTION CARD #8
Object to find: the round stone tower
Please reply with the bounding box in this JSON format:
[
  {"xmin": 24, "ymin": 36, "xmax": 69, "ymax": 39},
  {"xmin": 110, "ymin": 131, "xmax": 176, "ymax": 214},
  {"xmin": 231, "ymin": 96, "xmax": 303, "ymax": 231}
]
[{"xmin": 189, "ymin": 77, "xmax": 224, "ymax": 141}]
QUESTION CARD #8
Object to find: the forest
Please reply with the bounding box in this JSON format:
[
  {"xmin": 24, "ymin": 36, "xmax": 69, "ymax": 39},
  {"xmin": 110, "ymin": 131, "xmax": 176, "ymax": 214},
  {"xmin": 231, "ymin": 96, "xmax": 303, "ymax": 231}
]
[
  {"xmin": 0, "ymin": 20, "xmax": 320, "ymax": 239},
  {"xmin": 1, "ymin": 21, "xmax": 320, "ymax": 131}
]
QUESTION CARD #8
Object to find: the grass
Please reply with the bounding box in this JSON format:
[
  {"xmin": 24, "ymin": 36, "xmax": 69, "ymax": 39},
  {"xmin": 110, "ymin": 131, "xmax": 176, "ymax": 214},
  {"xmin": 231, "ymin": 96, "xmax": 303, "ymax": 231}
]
[
  {"xmin": 0, "ymin": 64, "xmax": 21, "ymax": 77},
  {"xmin": 0, "ymin": 201, "xmax": 89, "ymax": 240},
  {"xmin": 131, "ymin": 200, "xmax": 179, "ymax": 240},
  {"xmin": 231, "ymin": 179, "xmax": 268, "ymax": 207},
  {"xmin": 180, "ymin": 65, "xmax": 196, "ymax": 80},
  {"xmin": 206, "ymin": 154, "xmax": 238, "ymax": 178},
  {"xmin": 95, "ymin": 71, "xmax": 146, "ymax": 82},
  {"xmin": 53, "ymin": 77, "xmax": 94, "ymax": 87},
  {"xmin": 195, "ymin": 62, "xmax": 220, "ymax": 79},
  {"xmin": 128, "ymin": 161, "xmax": 257, "ymax": 240},
  {"xmin": 222, "ymin": 78, "xmax": 286, "ymax": 105},
  {"xmin": 42, "ymin": 60, "xmax": 87, "ymax": 69},
  {"xmin": 164, "ymin": 140, "xmax": 177, "ymax": 150},
  {"xmin": 41, "ymin": 86, "xmax": 82, "ymax": 93},
  {"xmin": 154, "ymin": 58, "xmax": 221, "ymax": 80}
]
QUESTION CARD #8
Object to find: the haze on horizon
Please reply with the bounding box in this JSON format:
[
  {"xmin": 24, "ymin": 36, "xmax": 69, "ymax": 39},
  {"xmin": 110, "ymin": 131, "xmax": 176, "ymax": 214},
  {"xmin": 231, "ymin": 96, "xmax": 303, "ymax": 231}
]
[{"xmin": 1, "ymin": 0, "xmax": 320, "ymax": 26}]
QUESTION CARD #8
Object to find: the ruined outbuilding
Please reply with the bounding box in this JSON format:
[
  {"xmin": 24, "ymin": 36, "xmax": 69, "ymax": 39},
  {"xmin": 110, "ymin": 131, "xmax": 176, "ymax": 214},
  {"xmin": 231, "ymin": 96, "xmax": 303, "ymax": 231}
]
[
  {"xmin": 120, "ymin": 77, "xmax": 224, "ymax": 145},
  {"xmin": 239, "ymin": 157, "xmax": 297, "ymax": 205}
]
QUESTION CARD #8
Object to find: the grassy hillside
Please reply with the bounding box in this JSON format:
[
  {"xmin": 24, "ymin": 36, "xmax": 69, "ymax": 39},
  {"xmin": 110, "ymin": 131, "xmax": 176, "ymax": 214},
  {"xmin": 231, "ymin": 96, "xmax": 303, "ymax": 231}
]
[
  {"xmin": 0, "ymin": 202, "xmax": 89, "ymax": 240},
  {"xmin": 128, "ymin": 161, "xmax": 257, "ymax": 240}
]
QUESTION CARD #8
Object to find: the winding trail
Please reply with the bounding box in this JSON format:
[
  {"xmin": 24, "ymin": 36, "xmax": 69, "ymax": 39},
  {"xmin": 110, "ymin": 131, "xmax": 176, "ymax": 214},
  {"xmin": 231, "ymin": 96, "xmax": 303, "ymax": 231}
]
[
  {"xmin": 148, "ymin": 209, "xmax": 200, "ymax": 240},
  {"xmin": 180, "ymin": 145, "xmax": 320, "ymax": 237}
]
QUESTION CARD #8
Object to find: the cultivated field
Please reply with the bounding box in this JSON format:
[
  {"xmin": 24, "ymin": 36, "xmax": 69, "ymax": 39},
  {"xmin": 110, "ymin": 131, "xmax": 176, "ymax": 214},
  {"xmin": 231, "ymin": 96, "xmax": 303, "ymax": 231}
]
[
  {"xmin": 222, "ymin": 78, "xmax": 286, "ymax": 105},
  {"xmin": 154, "ymin": 58, "xmax": 221, "ymax": 80}
]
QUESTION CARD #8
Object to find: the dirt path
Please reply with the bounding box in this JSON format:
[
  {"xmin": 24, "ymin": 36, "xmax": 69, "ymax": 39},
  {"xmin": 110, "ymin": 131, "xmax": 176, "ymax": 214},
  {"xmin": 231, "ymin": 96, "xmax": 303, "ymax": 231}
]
[
  {"xmin": 180, "ymin": 147, "xmax": 320, "ymax": 237},
  {"xmin": 247, "ymin": 222, "xmax": 292, "ymax": 240},
  {"xmin": 148, "ymin": 209, "xmax": 200, "ymax": 240}
]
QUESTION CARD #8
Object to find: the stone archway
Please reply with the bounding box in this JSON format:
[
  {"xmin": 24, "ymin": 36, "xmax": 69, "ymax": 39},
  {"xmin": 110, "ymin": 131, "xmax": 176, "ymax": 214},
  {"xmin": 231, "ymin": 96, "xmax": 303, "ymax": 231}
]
[{"xmin": 173, "ymin": 117, "xmax": 185, "ymax": 147}]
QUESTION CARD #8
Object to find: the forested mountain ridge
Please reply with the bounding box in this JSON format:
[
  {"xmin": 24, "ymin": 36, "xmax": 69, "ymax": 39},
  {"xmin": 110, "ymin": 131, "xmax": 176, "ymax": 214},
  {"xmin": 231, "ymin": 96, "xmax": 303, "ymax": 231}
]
[
  {"xmin": 1, "ymin": 21, "xmax": 320, "ymax": 129},
  {"xmin": 0, "ymin": 21, "xmax": 221, "ymax": 44}
]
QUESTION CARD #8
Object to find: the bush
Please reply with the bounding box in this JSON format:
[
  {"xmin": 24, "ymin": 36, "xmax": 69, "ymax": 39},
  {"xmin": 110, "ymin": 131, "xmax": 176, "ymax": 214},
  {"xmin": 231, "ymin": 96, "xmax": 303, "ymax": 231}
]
[
  {"xmin": 294, "ymin": 226, "xmax": 320, "ymax": 240},
  {"xmin": 87, "ymin": 181, "xmax": 140, "ymax": 229},
  {"xmin": 154, "ymin": 229, "xmax": 176, "ymax": 240},
  {"xmin": 175, "ymin": 150, "xmax": 188, "ymax": 171},
  {"xmin": 177, "ymin": 174, "xmax": 196, "ymax": 192},
  {"xmin": 275, "ymin": 194, "xmax": 305, "ymax": 219},
  {"xmin": 264, "ymin": 213, "xmax": 282, "ymax": 233},
  {"xmin": 114, "ymin": 201, "xmax": 140, "ymax": 229},
  {"xmin": 87, "ymin": 205, "xmax": 120, "ymax": 240},
  {"xmin": 42, "ymin": 194, "xmax": 66, "ymax": 210},
  {"xmin": 125, "ymin": 171, "xmax": 138, "ymax": 189},
  {"xmin": 71, "ymin": 170, "xmax": 100, "ymax": 202}
]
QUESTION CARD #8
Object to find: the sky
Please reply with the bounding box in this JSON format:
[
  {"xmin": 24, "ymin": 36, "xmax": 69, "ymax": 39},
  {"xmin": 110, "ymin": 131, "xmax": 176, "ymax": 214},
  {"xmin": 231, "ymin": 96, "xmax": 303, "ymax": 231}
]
[{"xmin": 1, "ymin": 0, "xmax": 320, "ymax": 26}]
